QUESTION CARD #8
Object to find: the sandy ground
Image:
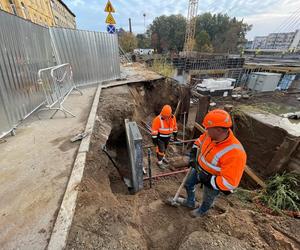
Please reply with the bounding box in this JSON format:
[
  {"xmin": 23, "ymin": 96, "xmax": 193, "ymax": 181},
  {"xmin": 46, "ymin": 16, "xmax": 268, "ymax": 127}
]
[
  {"xmin": 66, "ymin": 82, "xmax": 300, "ymax": 250},
  {"xmin": 0, "ymin": 87, "xmax": 96, "ymax": 250}
]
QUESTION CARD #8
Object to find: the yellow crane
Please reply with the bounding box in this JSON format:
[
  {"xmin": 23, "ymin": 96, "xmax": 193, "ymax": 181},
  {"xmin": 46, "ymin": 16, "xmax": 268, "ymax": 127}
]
[{"xmin": 183, "ymin": 0, "xmax": 199, "ymax": 53}]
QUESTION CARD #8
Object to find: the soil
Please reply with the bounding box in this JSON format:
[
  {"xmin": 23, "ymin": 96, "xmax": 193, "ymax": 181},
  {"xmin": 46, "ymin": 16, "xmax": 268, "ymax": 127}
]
[{"xmin": 66, "ymin": 80, "xmax": 300, "ymax": 250}]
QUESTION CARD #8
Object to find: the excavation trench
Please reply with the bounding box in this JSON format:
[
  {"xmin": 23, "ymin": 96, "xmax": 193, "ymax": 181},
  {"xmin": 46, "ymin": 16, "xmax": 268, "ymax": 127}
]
[{"xmin": 66, "ymin": 79, "xmax": 300, "ymax": 250}]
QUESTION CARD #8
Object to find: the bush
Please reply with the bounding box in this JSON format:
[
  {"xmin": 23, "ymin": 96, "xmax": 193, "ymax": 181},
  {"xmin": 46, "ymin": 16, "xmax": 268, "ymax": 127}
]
[{"xmin": 259, "ymin": 172, "xmax": 300, "ymax": 213}]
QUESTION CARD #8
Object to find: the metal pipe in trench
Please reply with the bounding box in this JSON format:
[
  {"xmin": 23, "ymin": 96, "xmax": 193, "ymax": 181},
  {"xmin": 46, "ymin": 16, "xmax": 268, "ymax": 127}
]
[{"xmin": 143, "ymin": 168, "xmax": 189, "ymax": 181}]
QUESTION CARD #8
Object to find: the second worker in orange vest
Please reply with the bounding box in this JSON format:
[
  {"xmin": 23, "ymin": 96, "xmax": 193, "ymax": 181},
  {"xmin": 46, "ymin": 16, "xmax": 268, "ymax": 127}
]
[
  {"xmin": 151, "ymin": 105, "xmax": 178, "ymax": 168},
  {"xmin": 180, "ymin": 109, "xmax": 247, "ymax": 217}
]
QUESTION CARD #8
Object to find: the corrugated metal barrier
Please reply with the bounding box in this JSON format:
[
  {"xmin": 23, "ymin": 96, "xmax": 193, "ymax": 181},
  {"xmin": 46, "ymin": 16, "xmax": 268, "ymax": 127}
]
[
  {"xmin": 0, "ymin": 10, "xmax": 120, "ymax": 138},
  {"xmin": 0, "ymin": 10, "xmax": 54, "ymax": 138},
  {"xmin": 50, "ymin": 27, "xmax": 121, "ymax": 86}
]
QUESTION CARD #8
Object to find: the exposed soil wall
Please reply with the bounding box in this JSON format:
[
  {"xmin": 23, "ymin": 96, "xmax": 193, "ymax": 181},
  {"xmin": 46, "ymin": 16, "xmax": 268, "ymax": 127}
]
[
  {"xmin": 234, "ymin": 115, "xmax": 287, "ymax": 178},
  {"xmin": 234, "ymin": 113, "xmax": 300, "ymax": 178}
]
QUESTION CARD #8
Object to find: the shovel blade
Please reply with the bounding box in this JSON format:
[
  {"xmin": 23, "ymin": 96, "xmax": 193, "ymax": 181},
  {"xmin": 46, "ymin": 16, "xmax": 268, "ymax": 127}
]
[{"xmin": 165, "ymin": 197, "xmax": 180, "ymax": 207}]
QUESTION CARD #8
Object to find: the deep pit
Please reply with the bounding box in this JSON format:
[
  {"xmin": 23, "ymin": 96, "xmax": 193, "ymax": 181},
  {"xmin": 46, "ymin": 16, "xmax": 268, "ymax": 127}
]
[{"xmin": 66, "ymin": 79, "xmax": 300, "ymax": 250}]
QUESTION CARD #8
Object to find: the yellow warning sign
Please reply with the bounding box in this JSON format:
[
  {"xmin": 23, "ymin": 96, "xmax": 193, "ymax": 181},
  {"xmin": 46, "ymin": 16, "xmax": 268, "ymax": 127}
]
[
  {"xmin": 104, "ymin": 0, "xmax": 115, "ymax": 13},
  {"xmin": 105, "ymin": 13, "xmax": 116, "ymax": 24}
]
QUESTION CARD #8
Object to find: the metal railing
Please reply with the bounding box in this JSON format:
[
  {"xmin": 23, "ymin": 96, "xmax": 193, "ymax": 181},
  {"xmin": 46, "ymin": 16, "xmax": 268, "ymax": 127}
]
[{"xmin": 37, "ymin": 63, "xmax": 82, "ymax": 119}]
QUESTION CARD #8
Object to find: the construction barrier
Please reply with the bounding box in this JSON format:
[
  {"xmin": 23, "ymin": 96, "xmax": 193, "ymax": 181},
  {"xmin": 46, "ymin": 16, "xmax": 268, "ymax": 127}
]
[
  {"xmin": 0, "ymin": 10, "xmax": 120, "ymax": 138},
  {"xmin": 38, "ymin": 63, "xmax": 82, "ymax": 119},
  {"xmin": 0, "ymin": 10, "xmax": 54, "ymax": 138},
  {"xmin": 50, "ymin": 27, "xmax": 121, "ymax": 86}
]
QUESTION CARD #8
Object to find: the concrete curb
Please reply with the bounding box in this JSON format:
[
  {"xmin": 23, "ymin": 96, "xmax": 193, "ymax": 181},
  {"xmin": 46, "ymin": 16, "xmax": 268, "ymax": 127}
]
[{"xmin": 47, "ymin": 84, "xmax": 102, "ymax": 250}]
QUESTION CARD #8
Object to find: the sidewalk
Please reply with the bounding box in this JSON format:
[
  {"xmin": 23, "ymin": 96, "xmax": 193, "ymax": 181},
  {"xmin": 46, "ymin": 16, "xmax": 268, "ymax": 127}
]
[{"xmin": 0, "ymin": 87, "xmax": 96, "ymax": 250}]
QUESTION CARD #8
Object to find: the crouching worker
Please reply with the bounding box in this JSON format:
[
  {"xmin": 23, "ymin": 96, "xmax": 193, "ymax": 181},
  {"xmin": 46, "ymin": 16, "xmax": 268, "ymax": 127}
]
[
  {"xmin": 180, "ymin": 109, "xmax": 247, "ymax": 217},
  {"xmin": 151, "ymin": 105, "xmax": 178, "ymax": 169}
]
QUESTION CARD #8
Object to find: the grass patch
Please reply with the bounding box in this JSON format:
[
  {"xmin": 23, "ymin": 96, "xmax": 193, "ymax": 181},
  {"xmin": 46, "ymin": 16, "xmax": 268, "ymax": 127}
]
[
  {"xmin": 150, "ymin": 58, "xmax": 174, "ymax": 78},
  {"xmin": 259, "ymin": 172, "xmax": 300, "ymax": 214}
]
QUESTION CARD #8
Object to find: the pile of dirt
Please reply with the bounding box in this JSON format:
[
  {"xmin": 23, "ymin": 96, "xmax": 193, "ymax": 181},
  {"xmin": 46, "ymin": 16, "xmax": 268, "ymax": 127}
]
[{"xmin": 66, "ymin": 81, "xmax": 300, "ymax": 250}]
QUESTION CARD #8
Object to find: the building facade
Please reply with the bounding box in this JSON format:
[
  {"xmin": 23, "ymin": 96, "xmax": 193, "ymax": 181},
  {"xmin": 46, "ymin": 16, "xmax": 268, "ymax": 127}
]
[
  {"xmin": 0, "ymin": 0, "xmax": 75, "ymax": 28},
  {"xmin": 252, "ymin": 30, "xmax": 300, "ymax": 51},
  {"xmin": 50, "ymin": 0, "xmax": 76, "ymax": 29},
  {"xmin": 252, "ymin": 36, "xmax": 267, "ymax": 49},
  {"xmin": 0, "ymin": 0, "xmax": 54, "ymax": 26},
  {"xmin": 264, "ymin": 32, "xmax": 295, "ymax": 50}
]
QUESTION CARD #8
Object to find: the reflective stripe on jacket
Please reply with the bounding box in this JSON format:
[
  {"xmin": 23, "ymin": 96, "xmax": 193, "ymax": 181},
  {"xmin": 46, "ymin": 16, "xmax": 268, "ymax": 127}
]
[
  {"xmin": 151, "ymin": 115, "xmax": 177, "ymax": 138},
  {"xmin": 193, "ymin": 130, "xmax": 247, "ymax": 191}
]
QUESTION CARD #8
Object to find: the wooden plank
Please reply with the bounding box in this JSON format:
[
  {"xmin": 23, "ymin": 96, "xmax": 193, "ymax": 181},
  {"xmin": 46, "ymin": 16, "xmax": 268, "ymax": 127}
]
[
  {"xmin": 178, "ymin": 86, "xmax": 191, "ymax": 123},
  {"xmin": 245, "ymin": 165, "xmax": 266, "ymax": 188},
  {"xmin": 174, "ymin": 100, "xmax": 182, "ymax": 118}
]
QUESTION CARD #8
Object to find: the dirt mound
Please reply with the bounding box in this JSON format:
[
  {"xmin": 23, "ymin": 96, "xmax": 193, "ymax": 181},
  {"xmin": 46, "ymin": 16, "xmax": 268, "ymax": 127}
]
[{"xmin": 179, "ymin": 231, "xmax": 250, "ymax": 250}]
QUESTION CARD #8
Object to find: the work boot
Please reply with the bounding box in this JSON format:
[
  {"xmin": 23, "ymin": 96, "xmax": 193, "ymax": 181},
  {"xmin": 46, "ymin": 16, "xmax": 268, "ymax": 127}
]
[
  {"xmin": 176, "ymin": 197, "xmax": 196, "ymax": 209},
  {"xmin": 157, "ymin": 160, "xmax": 166, "ymax": 170},
  {"xmin": 190, "ymin": 209, "xmax": 206, "ymax": 218},
  {"xmin": 162, "ymin": 157, "xmax": 169, "ymax": 165}
]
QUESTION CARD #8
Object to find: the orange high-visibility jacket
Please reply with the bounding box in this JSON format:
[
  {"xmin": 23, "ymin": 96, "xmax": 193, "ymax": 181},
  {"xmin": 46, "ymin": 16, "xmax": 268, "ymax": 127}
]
[
  {"xmin": 151, "ymin": 115, "xmax": 178, "ymax": 138},
  {"xmin": 193, "ymin": 130, "xmax": 247, "ymax": 191}
]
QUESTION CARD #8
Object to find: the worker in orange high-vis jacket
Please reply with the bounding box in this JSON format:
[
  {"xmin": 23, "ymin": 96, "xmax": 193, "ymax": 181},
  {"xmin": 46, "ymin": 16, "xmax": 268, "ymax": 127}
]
[
  {"xmin": 151, "ymin": 105, "xmax": 178, "ymax": 168},
  {"xmin": 180, "ymin": 109, "xmax": 247, "ymax": 217}
]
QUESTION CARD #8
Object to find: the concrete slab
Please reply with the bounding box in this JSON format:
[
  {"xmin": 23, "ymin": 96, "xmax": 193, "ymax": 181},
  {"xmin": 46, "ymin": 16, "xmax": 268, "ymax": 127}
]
[
  {"xmin": 0, "ymin": 87, "xmax": 96, "ymax": 250},
  {"xmin": 102, "ymin": 64, "xmax": 164, "ymax": 89}
]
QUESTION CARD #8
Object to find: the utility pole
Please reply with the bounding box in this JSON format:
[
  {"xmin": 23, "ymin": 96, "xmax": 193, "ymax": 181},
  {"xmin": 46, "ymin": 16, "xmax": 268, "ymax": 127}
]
[
  {"xmin": 129, "ymin": 18, "xmax": 132, "ymax": 33},
  {"xmin": 183, "ymin": 0, "xmax": 199, "ymax": 52},
  {"xmin": 143, "ymin": 13, "xmax": 146, "ymax": 34}
]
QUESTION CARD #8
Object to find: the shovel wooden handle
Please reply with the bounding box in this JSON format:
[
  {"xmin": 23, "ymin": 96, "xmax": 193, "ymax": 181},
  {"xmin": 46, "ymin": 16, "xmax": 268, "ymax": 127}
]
[{"xmin": 173, "ymin": 168, "xmax": 192, "ymax": 201}]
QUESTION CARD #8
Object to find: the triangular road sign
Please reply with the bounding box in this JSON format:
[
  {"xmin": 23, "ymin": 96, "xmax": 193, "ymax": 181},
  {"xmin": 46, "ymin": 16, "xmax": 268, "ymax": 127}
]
[
  {"xmin": 105, "ymin": 13, "xmax": 116, "ymax": 24},
  {"xmin": 104, "ymin": 0, "xmax": 115, "ymax": 13}
]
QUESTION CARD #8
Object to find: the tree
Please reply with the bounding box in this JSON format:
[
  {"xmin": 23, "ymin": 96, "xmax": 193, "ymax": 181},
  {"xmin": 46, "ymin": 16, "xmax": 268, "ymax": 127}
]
[
  {"xmin": 136, "ymin": 34, "xmax": 151, "ymax": 48},
  {"xmin": 148, "ymin": 15, "xmax": 186, "ymax": 53},
  {"xmin": 195, "ymin": 13, "xmax": 252, "ymax": 53},
  {"xmin": 195, "ymin": 31, "xmax": 213, "ymax": 52},
  {"xmin": 146, "ymin": 13, "xmax": 252, "ymax": 54},
  {"xmin": 118, "ymin": 32, "xmax": 137, "ymax": 53}
]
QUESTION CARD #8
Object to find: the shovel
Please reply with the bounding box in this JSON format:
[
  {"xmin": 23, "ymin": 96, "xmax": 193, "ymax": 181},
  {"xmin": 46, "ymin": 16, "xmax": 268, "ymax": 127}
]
[
  {"xmin": 165, "ymin": 168, "xmax": 192, "ymax": 207},
  {"xmin": 101, "ymin": 145, "xmax": 133, "ymax": 189}
]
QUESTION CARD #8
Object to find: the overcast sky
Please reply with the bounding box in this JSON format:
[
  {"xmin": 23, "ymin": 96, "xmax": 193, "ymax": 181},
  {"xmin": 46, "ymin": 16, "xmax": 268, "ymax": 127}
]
[{"xmin": 64, "ymin": 0, "xmax": 300, "ymax": 40}]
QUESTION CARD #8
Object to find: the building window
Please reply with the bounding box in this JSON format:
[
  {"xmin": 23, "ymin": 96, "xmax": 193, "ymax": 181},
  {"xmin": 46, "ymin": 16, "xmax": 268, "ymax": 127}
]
[
  {"xmin": 21, "ymin": 2, "xmax": 30, "ymax": 19},
  {"xmin": 9, "ymin": 0, "xmax": 17, "ymax": 15}
]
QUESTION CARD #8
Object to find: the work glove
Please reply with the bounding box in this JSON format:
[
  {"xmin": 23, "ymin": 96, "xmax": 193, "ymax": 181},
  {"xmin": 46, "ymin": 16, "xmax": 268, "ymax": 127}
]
[
  {"xmin": 152, "ymin": 137, "xmax": 158, "ymax": 146},
  {"xmin": 173, "ymin": 132, "xmax": 178, "ymax": 141},
  {"xmin": 198, "ymin": 170, "xmax": 213, "ymax": 187},
  {"xmin": 189, "ymin": 160, "xmax": 197, "ymax": 169},
  {"xmin": 188, "ymin": 147, "xmax": 198, "ymax": 169}
]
